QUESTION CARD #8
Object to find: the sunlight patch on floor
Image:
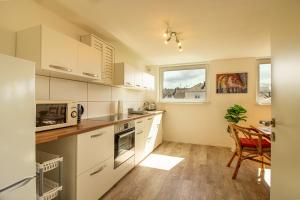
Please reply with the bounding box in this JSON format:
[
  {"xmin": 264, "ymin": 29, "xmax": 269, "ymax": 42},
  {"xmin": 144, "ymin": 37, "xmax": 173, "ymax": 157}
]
[
  {"xmin": 258, "ymin": 168, "xmax": 271, "ymax": 187},
  {"xmin": 139, "ymin": 154, "xmax": 184, "ymax": 170}
]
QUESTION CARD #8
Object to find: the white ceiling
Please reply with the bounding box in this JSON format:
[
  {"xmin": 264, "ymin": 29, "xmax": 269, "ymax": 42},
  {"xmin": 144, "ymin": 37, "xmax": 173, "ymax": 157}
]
[{"xmin": 38, "ymin": 0, "xmax": 270, "ymax": 65}]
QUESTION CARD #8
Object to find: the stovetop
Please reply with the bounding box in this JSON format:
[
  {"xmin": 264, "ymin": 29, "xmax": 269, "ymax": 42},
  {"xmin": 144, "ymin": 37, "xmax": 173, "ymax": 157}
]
[{"xmin": 89, "ymin": 114, "xmax": 133, "ymax": 122}]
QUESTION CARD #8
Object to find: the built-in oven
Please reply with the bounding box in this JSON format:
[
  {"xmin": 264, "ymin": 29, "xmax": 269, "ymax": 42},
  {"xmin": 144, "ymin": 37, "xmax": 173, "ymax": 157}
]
[{"xmin": 114, "ymin": 120, "xmax": 135, "ymax": 169}]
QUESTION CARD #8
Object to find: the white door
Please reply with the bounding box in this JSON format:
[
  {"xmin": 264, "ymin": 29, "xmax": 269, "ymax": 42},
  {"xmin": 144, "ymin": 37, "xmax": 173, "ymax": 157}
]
[{"xmin": 271, "ymin": 1, "xmax": 300, "ymax": 199}]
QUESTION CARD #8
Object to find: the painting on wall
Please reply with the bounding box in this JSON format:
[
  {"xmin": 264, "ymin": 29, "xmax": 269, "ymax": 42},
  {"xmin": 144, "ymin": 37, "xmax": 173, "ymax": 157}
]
[{"xmin": 216, "ymin": 73, "xmax": 248, "ymax": 93}]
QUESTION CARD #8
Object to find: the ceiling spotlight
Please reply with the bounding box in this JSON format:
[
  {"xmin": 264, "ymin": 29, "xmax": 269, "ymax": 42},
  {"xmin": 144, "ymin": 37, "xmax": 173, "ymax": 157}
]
[
  {"xmin": 165, "ymin": 36, "xmax": 171, "ymax": 44},
  {"xmin": 162, "ymin": 25, "xmax": 183, "ymax": 50}
]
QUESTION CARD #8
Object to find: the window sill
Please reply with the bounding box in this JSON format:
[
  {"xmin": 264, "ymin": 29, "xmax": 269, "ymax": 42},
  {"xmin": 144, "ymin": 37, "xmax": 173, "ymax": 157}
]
[
  {"xmin": 159, "ymin": 100, "xmax": 209, "ymax": 105},
  {"xmin": 256, "ymin": 102, "xmax": 272, "ymax": 106}
]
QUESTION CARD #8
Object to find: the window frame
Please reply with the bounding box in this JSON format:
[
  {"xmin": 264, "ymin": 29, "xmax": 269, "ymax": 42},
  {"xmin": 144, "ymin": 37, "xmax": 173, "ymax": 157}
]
[
  {"xmin": 159, "ymin": 64, "xmax": 209, "ymax": 103},
  {"xmin": 256, "ymin": 59, "xmax": 272, "ymax": 105}
]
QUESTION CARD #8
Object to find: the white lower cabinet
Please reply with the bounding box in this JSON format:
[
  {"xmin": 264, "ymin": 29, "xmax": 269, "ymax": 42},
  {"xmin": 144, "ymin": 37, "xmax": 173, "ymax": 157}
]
[
  {"xmin": 76, "ymin": 157, "xmax": 114, "ymax": 200},
  {"xmin": 135, "ymin": 118, "xmax": 146, "ymax": 165},
  {"xmin": 37, "ymin": 114, "xmax": 163, "ymax": 200},
  {"xmin": 77, "ymin": 126, "xmax": 114, "ymax": 176},
  {"xmin": 134, "ymin": 113, "xmax": 164, "ymax": 166}
]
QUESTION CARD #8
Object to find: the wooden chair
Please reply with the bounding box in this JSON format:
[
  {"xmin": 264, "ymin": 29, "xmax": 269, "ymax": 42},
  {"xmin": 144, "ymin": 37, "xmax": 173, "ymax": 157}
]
[{"xmin": 227, "ymin": 124, "xmax": 271, "ymax": 179}]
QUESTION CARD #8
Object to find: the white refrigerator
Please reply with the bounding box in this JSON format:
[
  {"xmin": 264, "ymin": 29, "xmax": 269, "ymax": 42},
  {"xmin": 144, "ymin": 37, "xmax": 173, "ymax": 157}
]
[{"xmin": 0, "ymin": 54, "xmax": 36, "ymax": 199}]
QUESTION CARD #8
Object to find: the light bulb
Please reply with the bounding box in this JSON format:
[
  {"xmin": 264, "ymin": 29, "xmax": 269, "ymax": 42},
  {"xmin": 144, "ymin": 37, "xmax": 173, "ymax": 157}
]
[
  {"xmin": 163, "ymin": 32, "xmax": 168, "ymax": 38},
  {"xmin": 177, "ymin": 42, "xmax": 182, "ymax": 46},
  {"xmin": 179, "ymin": 47, "xmax": 183, "ymax": 52}
]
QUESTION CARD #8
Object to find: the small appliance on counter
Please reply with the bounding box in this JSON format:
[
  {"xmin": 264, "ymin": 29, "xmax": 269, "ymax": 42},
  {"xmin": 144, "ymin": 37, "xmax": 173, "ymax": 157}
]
[
  {"xmin": 143, "ymin": 101, "xmax": 156, "ymax": 111},
  {"xmin": 36, "ymin": 100, "xmax": 78, "ymax": 132},
  {"xmin": 77, "ymin": 104, "xmax": 85, "ymax": 123},
  {"xmin": 128, "ymin": 108, "xmax": 147, "ymax": 115}
]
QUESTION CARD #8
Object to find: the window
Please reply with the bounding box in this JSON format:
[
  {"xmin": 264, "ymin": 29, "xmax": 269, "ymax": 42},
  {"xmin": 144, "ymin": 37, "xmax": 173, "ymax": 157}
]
[
  {"xmin": 257, "ymin": 62, "xmax": 271, "ymax": 105},
  {"xmin": 160, "ymin": 65, "xmax": 207, "ymax": 103}
]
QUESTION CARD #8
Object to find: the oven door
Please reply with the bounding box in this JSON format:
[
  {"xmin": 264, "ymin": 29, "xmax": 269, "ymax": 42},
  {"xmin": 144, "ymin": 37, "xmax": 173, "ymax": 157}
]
[{"xmin": 114, "ymin": 128, "xmax": 135, "ymax": 168}]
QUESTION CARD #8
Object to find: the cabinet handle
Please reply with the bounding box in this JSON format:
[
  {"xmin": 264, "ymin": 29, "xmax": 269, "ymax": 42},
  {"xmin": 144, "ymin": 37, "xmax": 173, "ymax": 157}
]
[
  {"xmin": 90, "ymin": 132, "xmax": 104, "ymax": 138},
  {"xmin": 136, "ymin": 130, "xmax": 143, "ymax": 135},
  {"xmin": 136, "ymin": 84, "xmax": 141, "ymax": 87},
  {"xmin": 126, "ymin": 82, "xmax": 133, "ymax": 86},
  {"xmin": 90, "ymin": 165, "xmax": 106, "ymax": 176},
  {"xmin": 147, "ymin": 118, "xmax": 153, "ymax": 120},
  {"xmin": 49, "ymin": 65, "xmax": 72, "ymax": 72},
  {"xmin": 83, "ymin": 72, "xmax": 98, "ymax": 78},
  {"xmin": 137, "ymin": 121, "xmax": 143, "ymax": 124}
]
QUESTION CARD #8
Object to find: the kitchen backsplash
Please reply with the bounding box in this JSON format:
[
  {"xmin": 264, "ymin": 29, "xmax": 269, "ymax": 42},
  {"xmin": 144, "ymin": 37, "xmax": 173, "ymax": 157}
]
[{"xmin": 36, "ymin": 75, "xmax": 145, "ymax": 119}]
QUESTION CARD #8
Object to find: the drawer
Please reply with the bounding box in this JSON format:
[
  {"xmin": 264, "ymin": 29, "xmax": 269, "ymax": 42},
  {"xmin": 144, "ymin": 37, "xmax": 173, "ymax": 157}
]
[
  {"xmin": 77, "ymin": 157, "xmax": 114, "ymax": 200},
  {"xmin": 113, "ymin": 156, "xmax": 135, "ymax": 183},
  {"xmin": 135, "ymin": 118, "xmax": 145, "ymax": 131},
  {"xmin": 77, "ymin": 125, "xmax": 114, "ymax": 175}
]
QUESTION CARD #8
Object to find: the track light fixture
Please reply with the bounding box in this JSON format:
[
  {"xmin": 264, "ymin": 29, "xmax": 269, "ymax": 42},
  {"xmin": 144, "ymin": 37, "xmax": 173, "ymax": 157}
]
[{"xmin": 163, "ymin": 26, "xmax": 183, "ymax": 52}]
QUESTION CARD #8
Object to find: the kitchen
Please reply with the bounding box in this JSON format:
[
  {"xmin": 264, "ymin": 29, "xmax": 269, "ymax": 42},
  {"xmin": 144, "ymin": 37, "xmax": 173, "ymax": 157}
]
[{"xmin": 1, "ymin": 0, "xmax": 300, "ymax": 200}]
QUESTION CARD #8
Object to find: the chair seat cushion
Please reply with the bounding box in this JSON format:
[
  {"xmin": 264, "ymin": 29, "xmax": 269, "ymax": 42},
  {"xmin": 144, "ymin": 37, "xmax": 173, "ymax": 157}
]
[{"xmin": 240, "ymin": 138, "xmax": 271, "ymax": 148}]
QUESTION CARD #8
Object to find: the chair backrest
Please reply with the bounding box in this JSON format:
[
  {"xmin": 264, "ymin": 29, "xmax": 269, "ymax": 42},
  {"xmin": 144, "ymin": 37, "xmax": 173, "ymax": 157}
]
[{"xmin": 229, "ymin": 124, "xmax": 263, "ymax": 154}]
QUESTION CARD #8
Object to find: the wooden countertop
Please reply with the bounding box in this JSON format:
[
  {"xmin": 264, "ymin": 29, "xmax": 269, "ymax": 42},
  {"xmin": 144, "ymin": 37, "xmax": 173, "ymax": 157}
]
[{"xmin": 36, "ymin": 111, "xmax": 164, "ymax": 144}]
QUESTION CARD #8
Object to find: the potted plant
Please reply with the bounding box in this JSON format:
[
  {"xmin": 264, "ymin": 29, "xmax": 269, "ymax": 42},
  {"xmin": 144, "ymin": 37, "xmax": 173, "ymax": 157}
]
[{"xmin": 224, "ymin": 104, "xmax": 247, "ymax": 132}]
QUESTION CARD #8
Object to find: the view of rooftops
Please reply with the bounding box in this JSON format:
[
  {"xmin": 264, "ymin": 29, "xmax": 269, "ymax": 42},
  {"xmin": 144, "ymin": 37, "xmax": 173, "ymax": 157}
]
[{"xmin": 162, "ymin": 68, "xmax": 206, "ymax": 101}]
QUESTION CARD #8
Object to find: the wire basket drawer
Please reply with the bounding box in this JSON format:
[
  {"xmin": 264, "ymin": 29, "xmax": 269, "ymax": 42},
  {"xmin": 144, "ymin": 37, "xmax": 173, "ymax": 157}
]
[
  {"xmin": 37, "ymin": 178, "xmax": 63, "ymax": 200},
  {"xmin": 36, "ymin": 151, "xmax": 63, "ymax": 173}
]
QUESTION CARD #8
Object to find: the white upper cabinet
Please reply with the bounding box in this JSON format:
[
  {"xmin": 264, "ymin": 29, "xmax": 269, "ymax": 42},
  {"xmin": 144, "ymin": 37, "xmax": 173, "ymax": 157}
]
[
  {"xmin": 77, "ymin": 42, "xmax": 102, "ymax": 79},
  {"xmin": 143, "ymin": 72, "xmax": 155, "ymax": 90},
  {"xmin": 41, "ymin": 26, "xmax": 78, "ymax": 74},
  {"xmin": 114, "ymin": 63, "xmax": 154, "ymax": 90},
  {"xmin": 81, "ymin": 34, "xmax": 115, "ymax": 85},
  {"xmin": 134, "ymin": 69, "xmax": 143, "ymax": 88},
  {"xmin": 114, "ymin": 63, "xmax": 135, "ymax": 87},
  {"xmin": 16, "ymin": 25, "xmax": 102, "ymax": 81}
]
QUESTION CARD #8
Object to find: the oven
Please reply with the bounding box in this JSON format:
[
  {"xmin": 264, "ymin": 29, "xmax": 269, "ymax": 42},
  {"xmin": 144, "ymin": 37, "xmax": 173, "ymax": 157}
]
[
  {"xmin": 114, "ymin": 120, "xmax": 135, "ymax": 168},
  {"xmin": 36, "ymin": 100, "xmax": 78, "ymax": 132}
]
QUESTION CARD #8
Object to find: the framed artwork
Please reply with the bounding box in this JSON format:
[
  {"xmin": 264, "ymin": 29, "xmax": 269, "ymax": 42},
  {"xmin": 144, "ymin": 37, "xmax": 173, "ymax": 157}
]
[{"xmin": 216, "ymin": 73, "xmax": 248, "ymax": 93}]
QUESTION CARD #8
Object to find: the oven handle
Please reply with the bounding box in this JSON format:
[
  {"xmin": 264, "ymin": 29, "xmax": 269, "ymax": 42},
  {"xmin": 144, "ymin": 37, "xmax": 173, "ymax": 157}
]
[{"xmin": 118, "ymin": 130, "xmax": 135, "ymax": 139}]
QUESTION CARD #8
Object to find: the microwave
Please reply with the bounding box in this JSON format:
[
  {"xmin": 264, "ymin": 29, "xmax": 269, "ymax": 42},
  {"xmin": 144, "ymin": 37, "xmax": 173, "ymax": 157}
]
[{"xmin": 36, "ymin": 100, "xmax": 78, "ymax": 132}]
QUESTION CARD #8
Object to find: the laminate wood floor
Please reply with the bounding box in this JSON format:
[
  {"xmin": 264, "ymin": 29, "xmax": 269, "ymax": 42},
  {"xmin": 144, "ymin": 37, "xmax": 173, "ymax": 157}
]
[{"xmin": 101, "ymin": 142, "xmax": 270, "ymax": 200}]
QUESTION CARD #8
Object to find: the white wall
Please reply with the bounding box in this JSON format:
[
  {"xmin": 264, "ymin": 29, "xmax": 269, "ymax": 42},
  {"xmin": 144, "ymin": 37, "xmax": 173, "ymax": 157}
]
[
  {"xmin": 156, "ymin": 58, "xmax": 271, "ymax": 147},
  {"xmin": 0, "ymin": 0, "xmax": 148, "ymax": 116},
  {"xmin": 36, "ymin": 75, "xmax": 145, "ymax": 118}
]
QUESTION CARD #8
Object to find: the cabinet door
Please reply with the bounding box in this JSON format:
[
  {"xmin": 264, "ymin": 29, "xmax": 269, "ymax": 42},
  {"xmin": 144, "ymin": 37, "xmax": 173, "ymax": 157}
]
[
  {"xmin": 77, "ymin": 126, "xmax": 114, "ymax": 175},
  {"xmin": 102, "ymin": 44, "xmax": 114, "ymax": 84},
  {"xmin": 124, "ymin": 64, "xmax": 135, "ymax": 87},
  {"xmin": 142, "ymin": 72, "xmax": 155, "ymax": 90},
  {"xmin": 78, "ymin": 42, "xmax": 102, "ymax": 79},
  {"xmin": 77, "ymin": 157, "xmax": 114, "ymax": 200},
  {"xmin": 135, "ymin": 119, "xmax": 146, "ymax": 165},
  {"xmin": 144, "ymin": 116, "xmax": 156, "ymax": 156},
  {"xmin": 134, "ymin": 69, "xmax": 143, "ymax": 88},
  {"xmin": 41, "ymin": 26, "xmax": 77, "ymax": 74}
]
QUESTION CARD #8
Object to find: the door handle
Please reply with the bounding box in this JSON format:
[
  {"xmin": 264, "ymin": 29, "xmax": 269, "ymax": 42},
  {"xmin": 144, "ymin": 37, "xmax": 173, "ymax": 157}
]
[
  {"xmin": 90, "ymin": 165, "xmax": 106, "ymax": 176},
  {"xmin": 83, "ymin": 72, "xmax": 98, "ymax": 78},
  {"xmin": 90, "ymin": 132, "xmax": 104, "ymax": 138},
  {"xmin": 49, "ymin": 65, "xmax": 72, "ymax": 72},
  {"xmin": 259, "ymin": 118, "xmax": 275, "ymax": 127},
  {"xmin": 0, "ymin": 176, "xmax": 35, "ymax": 193}
]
